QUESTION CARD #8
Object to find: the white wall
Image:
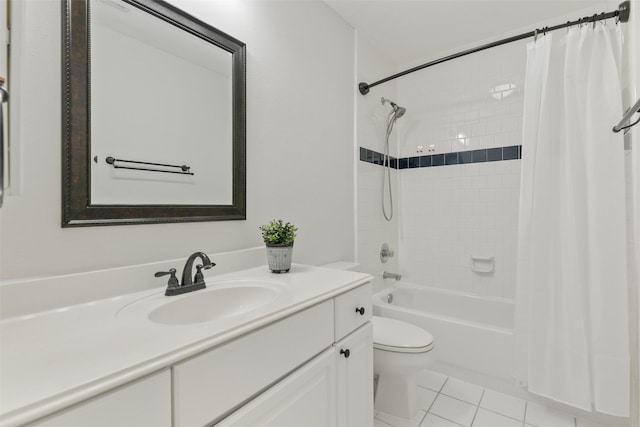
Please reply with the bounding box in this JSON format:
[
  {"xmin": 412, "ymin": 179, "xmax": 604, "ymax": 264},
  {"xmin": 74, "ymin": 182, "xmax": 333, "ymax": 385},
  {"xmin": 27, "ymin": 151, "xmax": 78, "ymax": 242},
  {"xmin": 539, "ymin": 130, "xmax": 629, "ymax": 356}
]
[
  {"xmin": 355, "ymin": 36, "xmax": 400, "ymax": 291},
  {"xmin": 0, "ymin": 0, "xmax": 355, "ymax": 281}
]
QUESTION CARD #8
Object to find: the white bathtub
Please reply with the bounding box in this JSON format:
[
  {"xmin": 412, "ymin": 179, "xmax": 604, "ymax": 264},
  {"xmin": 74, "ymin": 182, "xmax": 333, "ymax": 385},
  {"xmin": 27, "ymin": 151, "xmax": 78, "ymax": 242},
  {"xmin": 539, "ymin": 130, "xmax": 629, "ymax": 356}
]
[{"xmin": 372, "ymin": 282, "xmax": 515, "ymax": 381}]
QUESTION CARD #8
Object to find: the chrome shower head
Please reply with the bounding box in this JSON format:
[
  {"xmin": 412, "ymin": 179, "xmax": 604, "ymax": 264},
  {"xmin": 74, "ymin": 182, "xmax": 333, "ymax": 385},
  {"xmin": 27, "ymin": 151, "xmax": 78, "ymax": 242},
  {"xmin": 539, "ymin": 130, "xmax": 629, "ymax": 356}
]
[{"xmin": 381, "ymin": 97, "xmax": 406, "ymax": 118}]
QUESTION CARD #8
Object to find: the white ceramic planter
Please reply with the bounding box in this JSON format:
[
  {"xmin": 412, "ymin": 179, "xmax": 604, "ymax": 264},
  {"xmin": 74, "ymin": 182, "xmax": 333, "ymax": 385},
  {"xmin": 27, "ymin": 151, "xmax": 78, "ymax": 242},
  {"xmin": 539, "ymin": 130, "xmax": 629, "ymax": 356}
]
[{"xmin": 265, "ymin": 243, "xmax": 294, "ymax": 273}]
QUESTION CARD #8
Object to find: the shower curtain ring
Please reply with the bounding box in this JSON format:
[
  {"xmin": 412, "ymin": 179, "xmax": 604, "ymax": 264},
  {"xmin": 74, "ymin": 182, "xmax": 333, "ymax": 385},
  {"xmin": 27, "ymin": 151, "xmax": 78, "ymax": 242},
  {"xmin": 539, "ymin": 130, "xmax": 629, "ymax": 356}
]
[
  {"xmin": 592, "ymin": 14, "xmax": 597, "ymax": 29},
  {"xmin": 534, "ymin": 28, "xmax": 538, "ymax": 41}
]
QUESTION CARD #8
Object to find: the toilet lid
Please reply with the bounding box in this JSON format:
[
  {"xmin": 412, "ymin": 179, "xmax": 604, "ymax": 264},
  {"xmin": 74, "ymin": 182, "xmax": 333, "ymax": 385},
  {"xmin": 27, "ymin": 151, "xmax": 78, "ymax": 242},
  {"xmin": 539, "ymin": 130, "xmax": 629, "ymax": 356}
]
[{"xmin": 372, "ymin": 316, "xmax": 434, "ymax": 354}]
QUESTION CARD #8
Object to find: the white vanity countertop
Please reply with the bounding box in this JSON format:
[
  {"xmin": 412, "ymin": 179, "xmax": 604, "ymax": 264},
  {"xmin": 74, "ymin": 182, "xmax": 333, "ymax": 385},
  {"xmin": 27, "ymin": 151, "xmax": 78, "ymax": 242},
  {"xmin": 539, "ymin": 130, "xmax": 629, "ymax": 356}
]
[{"xmin": 0, "ymin": 264, "xmax": 371, "ymax": 427}]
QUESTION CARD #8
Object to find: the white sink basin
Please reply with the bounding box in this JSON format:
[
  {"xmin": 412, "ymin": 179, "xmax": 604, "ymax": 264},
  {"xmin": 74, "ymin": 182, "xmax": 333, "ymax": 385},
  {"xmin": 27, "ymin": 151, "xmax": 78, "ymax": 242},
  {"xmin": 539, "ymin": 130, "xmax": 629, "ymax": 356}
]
[
  {"xmin": 117, "ymin": 280, "xmax": 287, "ymax": 326},
  {"xmin": 149, "ymin": 283, "xmax": 280, "ymax": 325}
]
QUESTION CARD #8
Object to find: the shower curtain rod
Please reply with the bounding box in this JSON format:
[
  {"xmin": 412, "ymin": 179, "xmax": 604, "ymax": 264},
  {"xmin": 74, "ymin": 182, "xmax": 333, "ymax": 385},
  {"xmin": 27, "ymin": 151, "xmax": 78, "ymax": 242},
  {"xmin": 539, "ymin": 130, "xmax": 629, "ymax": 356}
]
[{"xmin": 358, "ymin": 1, "xmax": 631, "ymax": 95}]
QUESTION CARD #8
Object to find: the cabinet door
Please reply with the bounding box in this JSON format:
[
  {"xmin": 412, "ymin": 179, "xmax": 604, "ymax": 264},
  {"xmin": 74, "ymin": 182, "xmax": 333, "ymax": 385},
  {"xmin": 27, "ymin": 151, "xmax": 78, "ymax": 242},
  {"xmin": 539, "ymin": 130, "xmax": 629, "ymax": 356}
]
[
  {"xmin": 27, "ymin": 370, "xmax": 171, "ymax": 427},
  {"xmin": 217, "ymin": 348, "xmax": 336, "ymax": 427},
  {"xmin": 335, "ymin": 322, "xmax": 373, "ymax": 427}
]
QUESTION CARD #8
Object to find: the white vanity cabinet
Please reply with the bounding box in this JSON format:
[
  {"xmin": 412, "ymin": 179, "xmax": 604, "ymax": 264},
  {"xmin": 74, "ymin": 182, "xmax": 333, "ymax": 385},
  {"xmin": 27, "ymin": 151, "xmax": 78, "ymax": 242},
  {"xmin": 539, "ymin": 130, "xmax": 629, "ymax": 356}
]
[
  {"xmin": 26, "ymin": 370, "xmax": 171, "ymax": 427},
  {"xmin": 216, "ymin": 282, "xmax": 374, "ymax": 427},
  {"xmin": 4, "ymin": 276, "xmax": 372, "ymax": 427}
]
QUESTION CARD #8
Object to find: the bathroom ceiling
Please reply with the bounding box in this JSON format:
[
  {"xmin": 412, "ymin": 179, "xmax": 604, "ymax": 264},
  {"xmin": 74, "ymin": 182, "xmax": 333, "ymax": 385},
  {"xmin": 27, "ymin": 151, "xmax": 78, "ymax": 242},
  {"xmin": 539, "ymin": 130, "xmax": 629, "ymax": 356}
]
[{"xmin": 324, "ymin": 0, "xmax": 611, "ymax": 65}]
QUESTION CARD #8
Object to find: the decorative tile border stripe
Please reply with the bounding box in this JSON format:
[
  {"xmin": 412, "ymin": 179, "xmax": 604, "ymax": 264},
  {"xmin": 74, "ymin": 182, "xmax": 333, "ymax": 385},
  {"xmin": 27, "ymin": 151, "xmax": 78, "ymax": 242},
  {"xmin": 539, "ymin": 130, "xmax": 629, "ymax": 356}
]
[
  {"xmin": 359, "ymin": 147, "xmax": 398, "ymax": 168},
  {"xmin": 360, "ymin": 146, "xmax": 521, "ymax": 169}
]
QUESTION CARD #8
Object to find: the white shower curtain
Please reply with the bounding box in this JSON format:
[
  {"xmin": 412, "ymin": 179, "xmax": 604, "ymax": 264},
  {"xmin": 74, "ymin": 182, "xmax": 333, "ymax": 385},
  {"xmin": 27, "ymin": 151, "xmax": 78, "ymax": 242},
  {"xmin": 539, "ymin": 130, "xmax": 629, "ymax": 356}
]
[{"xmin": 514, "ymin": 24, "xmax": 629, "ymax": 416}]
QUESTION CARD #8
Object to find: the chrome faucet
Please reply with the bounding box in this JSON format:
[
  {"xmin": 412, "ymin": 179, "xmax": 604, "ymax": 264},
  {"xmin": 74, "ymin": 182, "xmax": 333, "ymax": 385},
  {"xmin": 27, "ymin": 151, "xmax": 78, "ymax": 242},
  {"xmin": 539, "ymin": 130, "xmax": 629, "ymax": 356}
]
[
  {"xmin": 382, "ymin": 271, "xmax": 401, "ymax": 281},
  {"xmin": 155, "ymin": 251, "xmax": 216, "ymax": 296}
]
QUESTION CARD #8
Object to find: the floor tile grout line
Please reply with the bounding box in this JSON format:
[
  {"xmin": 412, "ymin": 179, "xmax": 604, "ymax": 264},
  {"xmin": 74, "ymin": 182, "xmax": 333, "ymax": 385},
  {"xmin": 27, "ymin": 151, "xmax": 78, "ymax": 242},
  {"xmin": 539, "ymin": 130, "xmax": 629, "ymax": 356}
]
[
  {"xmin": 417, "ymin": 384, "xmax": 442, "ymax": 394},
  {"xmin": 423, "ymin": 378, "xmax": 445, "ymax": 420},
  {"xmin": 425, "ymin": 412, "xmax": 467, "ymax": 427},
  {"xmin": 469, "ymin": 389, "xmax": 485, "ymax": 426},
  {"xmin": 424, "ymin": 390, "xmax": 438, "ymax": 414},
  {"xmin": 438, "ymin": 376, "xmax": 449, "ymax": 393},
  {"xmin": 480, "ymin": 405, "xmax": 527, "ymax": 423},
  {"xmin": 423, "ymin": 376, "xmax": 462, "ymax": 426},
  {"xmin": 436, "ymin": 392, "xmax": 483, "ymax": 408},
  {"xmin": 426, "ymin": 378, "xmax": 483, "ymax": 427},
  {"xmin": 417, "ymin": 374, "xmax": 448, "ymax": 427},
  {"xmin": 416, "ymin": 410, "xmax": 428, "ymax": 427},
  {"xmin": 522, "ymin": 401, "xmax": 528, "ymax": 427}
]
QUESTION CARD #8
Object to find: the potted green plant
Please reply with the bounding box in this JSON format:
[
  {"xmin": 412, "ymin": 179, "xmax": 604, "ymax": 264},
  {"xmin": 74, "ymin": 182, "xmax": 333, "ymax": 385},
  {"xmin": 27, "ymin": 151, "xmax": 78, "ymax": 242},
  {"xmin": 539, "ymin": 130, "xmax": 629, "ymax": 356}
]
[{"xmin": 260, "ymin": 219, "xmax": 298, "ymax": 273}]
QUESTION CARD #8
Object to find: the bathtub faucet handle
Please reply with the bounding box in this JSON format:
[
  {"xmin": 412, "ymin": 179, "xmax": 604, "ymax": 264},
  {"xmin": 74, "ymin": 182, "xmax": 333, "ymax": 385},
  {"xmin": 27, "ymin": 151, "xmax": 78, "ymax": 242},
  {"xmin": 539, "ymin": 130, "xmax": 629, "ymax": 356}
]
[{"xmin": 380, "ymin": 243, "xmax": 395, "ymax": 263}]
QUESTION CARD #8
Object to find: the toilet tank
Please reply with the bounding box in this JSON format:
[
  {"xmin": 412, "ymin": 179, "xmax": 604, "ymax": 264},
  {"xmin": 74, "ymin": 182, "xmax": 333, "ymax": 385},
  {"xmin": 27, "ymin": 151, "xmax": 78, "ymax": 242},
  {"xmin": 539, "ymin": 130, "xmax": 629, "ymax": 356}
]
[
  {"xmin": 320, "ymin": 262, "xmax": 362, "ymax": 272},
  {"xmin": 322, "ymin": 262, "xmax": 389, "ymax": 293}
]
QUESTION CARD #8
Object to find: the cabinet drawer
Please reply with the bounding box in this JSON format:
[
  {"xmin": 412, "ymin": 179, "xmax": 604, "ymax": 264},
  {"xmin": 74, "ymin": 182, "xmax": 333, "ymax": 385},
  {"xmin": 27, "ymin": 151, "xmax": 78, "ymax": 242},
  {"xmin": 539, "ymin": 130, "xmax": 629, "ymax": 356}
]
[
  {"xmin": 173, "ymin": 300, "xmax": 334, "ymax": 427},
  {"xmin": 334, "ymin": 283, "xmax": 372, "ymax": 341}
]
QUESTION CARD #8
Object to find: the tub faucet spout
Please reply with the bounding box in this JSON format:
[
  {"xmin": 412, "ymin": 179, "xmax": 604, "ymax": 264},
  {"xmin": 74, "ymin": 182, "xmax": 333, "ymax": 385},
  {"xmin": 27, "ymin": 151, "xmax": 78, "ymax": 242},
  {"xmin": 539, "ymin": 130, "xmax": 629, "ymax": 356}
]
[{"xmin": 383, "ymin": 271, "xmax": 401, "ymax": 281}]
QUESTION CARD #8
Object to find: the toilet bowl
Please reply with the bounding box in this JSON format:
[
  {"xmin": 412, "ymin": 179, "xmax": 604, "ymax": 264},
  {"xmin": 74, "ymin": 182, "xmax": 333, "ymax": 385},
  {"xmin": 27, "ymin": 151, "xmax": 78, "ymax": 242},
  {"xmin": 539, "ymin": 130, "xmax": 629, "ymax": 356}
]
[{"xmin": 373, "ymin": 316, "xmax": 435, "ymax": 420}]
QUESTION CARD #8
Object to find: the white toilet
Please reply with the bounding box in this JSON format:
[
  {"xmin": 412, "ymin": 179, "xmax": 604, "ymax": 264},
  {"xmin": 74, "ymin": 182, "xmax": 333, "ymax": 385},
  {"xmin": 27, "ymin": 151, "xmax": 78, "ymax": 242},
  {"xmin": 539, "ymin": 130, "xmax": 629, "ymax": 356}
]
[
  {"xmin": 372, "ymin": 315, "xmax": 434, "ymax": 420},
  {"xmin": 320, "ymin": 262, "xmax": 435, "ymax": 421}
]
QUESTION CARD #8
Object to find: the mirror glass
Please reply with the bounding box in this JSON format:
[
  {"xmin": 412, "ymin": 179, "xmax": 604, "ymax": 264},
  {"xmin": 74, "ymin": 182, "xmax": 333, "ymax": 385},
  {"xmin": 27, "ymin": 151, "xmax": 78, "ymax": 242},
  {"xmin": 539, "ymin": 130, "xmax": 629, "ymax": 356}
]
[
  {"xmin": 91, "ymin": 0, "xmax": 233, "ymax": 205},
  {"xmin": 62, "ymin": 0, "xmax": 246, "ymax": 226}
]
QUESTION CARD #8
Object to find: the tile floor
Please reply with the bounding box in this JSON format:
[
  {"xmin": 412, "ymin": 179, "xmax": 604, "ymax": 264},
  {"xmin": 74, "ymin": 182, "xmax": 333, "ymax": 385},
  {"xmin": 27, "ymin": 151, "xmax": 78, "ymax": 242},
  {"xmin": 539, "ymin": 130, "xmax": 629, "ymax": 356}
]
[{"xmin": 374, "ymin": 370, "xmax": 608, "ymax": 427}]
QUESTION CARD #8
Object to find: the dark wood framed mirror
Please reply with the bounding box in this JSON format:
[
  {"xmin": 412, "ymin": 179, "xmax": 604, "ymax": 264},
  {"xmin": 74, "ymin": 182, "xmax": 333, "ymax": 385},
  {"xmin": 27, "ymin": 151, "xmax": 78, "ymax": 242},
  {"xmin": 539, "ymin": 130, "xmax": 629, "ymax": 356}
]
[{"xmin": 62, "ymin": 0, "xmax": 246, "ymax": 227}]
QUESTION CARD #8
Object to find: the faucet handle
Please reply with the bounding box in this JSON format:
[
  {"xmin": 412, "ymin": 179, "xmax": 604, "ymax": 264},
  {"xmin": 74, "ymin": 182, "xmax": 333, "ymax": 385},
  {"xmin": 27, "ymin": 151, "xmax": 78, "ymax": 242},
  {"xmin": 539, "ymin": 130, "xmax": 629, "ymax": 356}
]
[
  {"xmin": 155, "ymin": 268, "xmax": 179, "ymax": 288},
  {"xmin": 194, "ymin": 265, "xmax": 205, "ymax": 285}
]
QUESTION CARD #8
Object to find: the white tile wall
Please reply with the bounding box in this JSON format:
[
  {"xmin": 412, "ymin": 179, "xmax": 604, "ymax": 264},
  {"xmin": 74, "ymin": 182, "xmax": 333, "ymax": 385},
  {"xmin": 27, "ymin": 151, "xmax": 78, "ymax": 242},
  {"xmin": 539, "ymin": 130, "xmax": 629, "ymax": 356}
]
[
  {"xmin": 398, "ymin": 160, "xmax": 520, "ymax": 298},
  {"xmin": 395, "ymin": 41, "xmax": 526, "ymax": 299},
  {"xmin": 397, "ymin": 42, "xmax": 526, "ymax": 159}
]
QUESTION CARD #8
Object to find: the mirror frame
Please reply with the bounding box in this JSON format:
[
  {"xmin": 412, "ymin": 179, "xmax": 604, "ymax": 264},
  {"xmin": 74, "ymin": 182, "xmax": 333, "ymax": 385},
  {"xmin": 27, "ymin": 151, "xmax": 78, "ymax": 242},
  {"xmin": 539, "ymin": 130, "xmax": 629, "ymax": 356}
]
[{"xmin": 62, "ymin": 0, "xmax": 246, "ymax": 227}]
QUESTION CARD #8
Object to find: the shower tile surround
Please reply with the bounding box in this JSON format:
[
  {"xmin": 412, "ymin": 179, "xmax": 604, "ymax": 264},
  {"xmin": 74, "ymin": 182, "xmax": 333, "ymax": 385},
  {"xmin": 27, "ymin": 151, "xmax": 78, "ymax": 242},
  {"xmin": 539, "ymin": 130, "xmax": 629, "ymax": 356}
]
[
  {"xmin": 375, "ymin": 39, "xmax": 529, "ymax": 299},
  {"xmin": 359, "ymin": 145, "xmax": 522, "ymax": 299}
]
